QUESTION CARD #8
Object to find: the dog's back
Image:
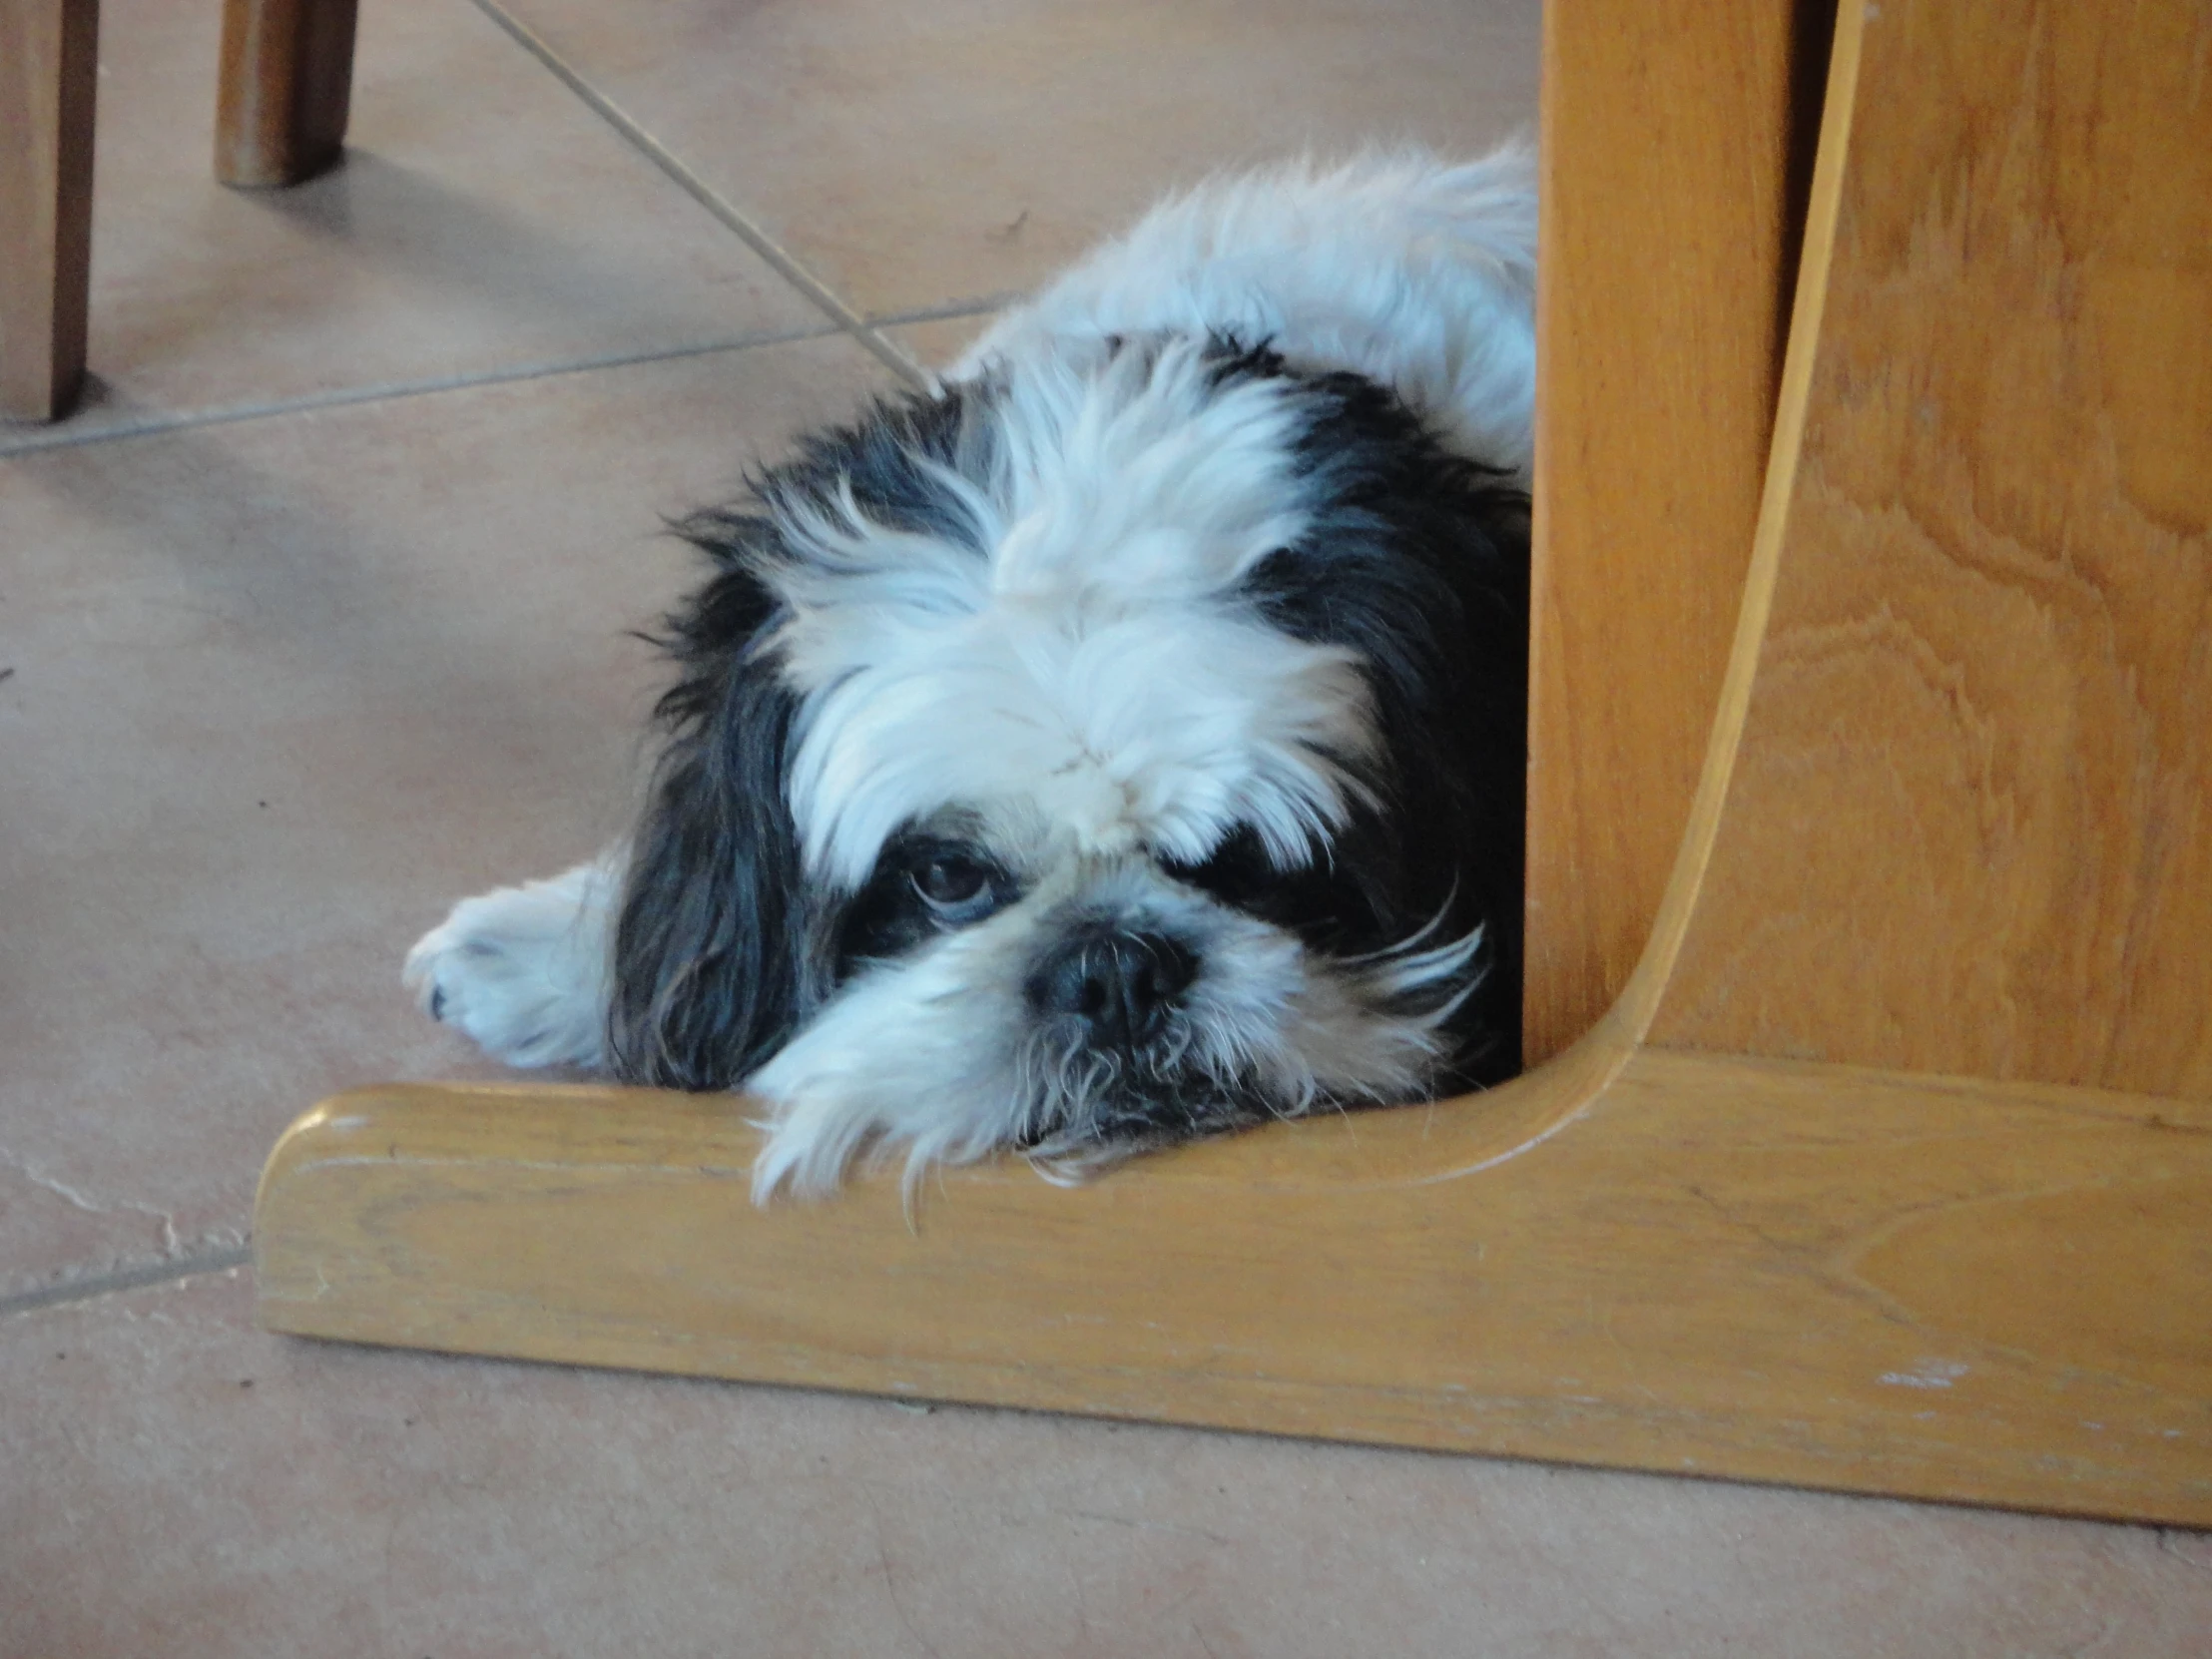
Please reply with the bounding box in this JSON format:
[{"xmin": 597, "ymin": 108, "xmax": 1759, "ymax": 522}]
[{"xmin": 951, "ymin": 146, "xmax": 1537, "ymax": 480}]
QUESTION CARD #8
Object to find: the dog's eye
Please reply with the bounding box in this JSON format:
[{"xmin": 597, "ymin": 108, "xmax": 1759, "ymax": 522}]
[
  {"xmin": 912, "ymin": 853, "xmax": 992, "ymax": 915},
  {"xmin": 836, "ymin": 841, "xmax": 1008, "ymax": 972}
]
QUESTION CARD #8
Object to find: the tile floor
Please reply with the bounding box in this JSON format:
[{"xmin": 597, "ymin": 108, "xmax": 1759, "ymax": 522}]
[{"xmin": 3, "ymin": 0, "xmax": 2207, "ymax": 1653}]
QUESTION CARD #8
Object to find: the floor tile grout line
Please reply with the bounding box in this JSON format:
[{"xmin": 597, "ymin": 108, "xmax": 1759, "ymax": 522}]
[
  {"xmin": 0, "ymin": 298, "xmax": 1006, "ymax": 460},
  {"xmin": 459, "ymin": 0, "xmax": 931, "ymax": 393},
  {"xmin": 0, "ymin": 325, "xmax": 837, "ymax": 458},
  {"xmin": 872, "ymin": 292, "xmax": 1023, "ymax": 327},
  {"xmin": 839, "ymin": 293, "xmax": 1018, "ymax": 383},
  {"xmin": 1, "ymin": 1244, "xmax": 254, "ymax": 1319},
  {"xmin": 856, "ymin": 321, "xmax": 932, "ymax": 387}
]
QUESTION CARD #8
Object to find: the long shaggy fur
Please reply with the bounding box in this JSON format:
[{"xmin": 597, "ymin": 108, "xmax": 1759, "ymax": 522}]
[{"xmin": 405, "ymin": 146, "xmax": 1536, "ymax": 1201}]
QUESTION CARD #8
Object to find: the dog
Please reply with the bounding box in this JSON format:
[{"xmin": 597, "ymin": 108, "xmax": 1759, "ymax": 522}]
[{"xmin": 404, "ymin": 146, "xmax": 1535, "ymax": 1201}]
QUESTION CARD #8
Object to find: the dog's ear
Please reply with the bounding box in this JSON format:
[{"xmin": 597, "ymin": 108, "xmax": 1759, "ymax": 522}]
[
  {"xmin": 1245, "ymin": 362, "xmax": 1531, "ymax": 1082},
  {"xmin": 607, "ymin": 515, "xmax": 822, "ymax": 1090}
]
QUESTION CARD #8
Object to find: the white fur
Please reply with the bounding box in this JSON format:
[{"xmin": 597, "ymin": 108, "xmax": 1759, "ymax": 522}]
[
  {"xmin": 771, "ymin": 334, "xmax": 1380, "ymax": 887},
  {"xmin": 954, "ymin": 147, "xmax": 1536, "ymax": 482},
  {"xmin": 746, "ymin": 858, "xmax": 1483, "ymax": 1202},
  {"xmin": 408, "ymin": 144, "xmax": 1536, "ymax": 1200},
  {"xmin": 770, "ymin": 139, "xmax": 1547, "ymax": 892},
  {"xmin": 403, "ymin": 857, "xmax": 616, "ymax": 1069}
]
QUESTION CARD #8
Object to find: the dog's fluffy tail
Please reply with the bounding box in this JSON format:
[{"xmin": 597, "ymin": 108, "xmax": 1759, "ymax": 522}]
[{"xmin": 952, "ymin": 143, "xmax": 1537, "ymax": 480}]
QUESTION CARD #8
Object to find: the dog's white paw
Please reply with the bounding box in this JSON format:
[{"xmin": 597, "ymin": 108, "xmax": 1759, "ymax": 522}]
[{"xmin": 402, "ymin": 860, "xmax": 618, "ymax": 1070}]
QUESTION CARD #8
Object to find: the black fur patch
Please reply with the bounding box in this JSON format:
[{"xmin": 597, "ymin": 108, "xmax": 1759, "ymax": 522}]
[
  {"xmin": 607, "ymin": 536, "xmax": 818, "ymax": 1090},
  {"xmin": 760, "ymin": 379, "xmax": 996, "ymax": 557},
  {"xmin": 608, "ymin": 380, "xmax": 999, "ymax": 1090},
  {"xmin": 1217, "ymin": 338, "xmax": 1529, "ymax": 1086},
  {"xmin": 833, "ymin": 829, "xmax": 1019, "ymax": 974}
]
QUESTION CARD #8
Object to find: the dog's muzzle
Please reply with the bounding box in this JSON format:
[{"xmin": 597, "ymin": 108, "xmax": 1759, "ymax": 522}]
[{"xmin": 1025, "ymin": 924, "xmax": 1198, "ymax": 1055}]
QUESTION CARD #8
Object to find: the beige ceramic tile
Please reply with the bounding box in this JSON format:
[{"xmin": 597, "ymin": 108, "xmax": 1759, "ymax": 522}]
[
  {"xmin": 0, "ymin": 335, "xmax": 891, "ymax": 1298},
  {"xmin": 0, "ymin": 0, "xmax": 829, "ymax": 451},
  {"xmin": 486, "ymin": 0, "xmax": 1543, "ymax": 321},
  {"xmin": 4, "ymin": 1269, "xmax": 2208, "ymax": 1658}
]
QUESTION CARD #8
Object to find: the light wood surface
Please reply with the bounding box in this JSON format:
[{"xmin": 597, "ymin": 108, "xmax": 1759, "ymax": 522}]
[
  {"xmin": 216, "ymin": 0, "xmax": 358, "ymax": 189},
  {"xmin": 1523, "ymin": 0, "xmax": 1833, "ymax": 1065},
  {"xmin": 257, "ymin": 0, "xmax": 2212, "ymax": 1522},
  {"xmin": 0, "ymin": 0, "xmax": 98, "ymax": 421},
  {"xmin": 1647, "ymin": 0, "xmax": 2212, "ymax": 1099},
  {"xmin": 259, "ymin": 1044, "xmax": 2212, "ymax": 1524}
]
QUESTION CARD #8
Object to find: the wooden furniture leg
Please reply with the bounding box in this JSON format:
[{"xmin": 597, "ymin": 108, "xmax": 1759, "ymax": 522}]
[
  {"xmin": 255, "ymin": 0, "xmax": 2212, "ymax": 1523},
  {"xmin": 216, "ymin": 0, "xmax": 358, "ymax": 188},
  {"xmin": 1524, "ymin": 0, "xmax": 1835, "ymax": 1066},
  {"xmin": 0, "ymin": 0, "xmax": 98, "ymax": 421}
]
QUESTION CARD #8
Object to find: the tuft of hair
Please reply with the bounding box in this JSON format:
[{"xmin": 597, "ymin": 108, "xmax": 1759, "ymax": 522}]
[
  {"xmin": 605, "ymin": 382, "xmax": 1002, "ymax": 1090},
  {"xmin": 606, "ymin": 510, "xmax": 816, "ymax": 1089}
]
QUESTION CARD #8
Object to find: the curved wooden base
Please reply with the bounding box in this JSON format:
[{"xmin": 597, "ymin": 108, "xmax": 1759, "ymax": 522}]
[
  {"xmin": 256, "ymin": 0, "xmax": 2212, "ymax": 1524},
  {"xmin": 256, "ymin": 1038, "xmax": 2212, "ymax": 1524}
]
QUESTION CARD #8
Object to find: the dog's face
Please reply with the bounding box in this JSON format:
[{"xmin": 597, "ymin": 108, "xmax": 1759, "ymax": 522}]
[{"xmin": 610, "ymin": 335, "xmax": 1527, "ymax": 1197}]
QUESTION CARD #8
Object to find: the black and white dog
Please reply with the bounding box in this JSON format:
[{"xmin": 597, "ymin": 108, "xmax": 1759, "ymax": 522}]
[{"xmin": 405, "ymin": 147, "xmax": 1535, "ymax": 1200}]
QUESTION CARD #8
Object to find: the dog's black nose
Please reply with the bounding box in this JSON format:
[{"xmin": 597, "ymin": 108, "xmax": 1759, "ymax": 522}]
[{"xmin": 1028, "ymin": 927, "xmax": 1197, "ymax": 1051}]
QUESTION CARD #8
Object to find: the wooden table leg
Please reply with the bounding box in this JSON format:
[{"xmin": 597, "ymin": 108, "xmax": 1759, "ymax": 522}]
[
  {"xmin": 0, "ymin": 0, "xmax": 98, "ymax": 422},
  {"xmin": 216, "ymin": 0, "xmax": 358, "ymax": 189},
  {"xmin": 1524, "ymin": 0, "xmax": 1835, "ymax": 1067}
]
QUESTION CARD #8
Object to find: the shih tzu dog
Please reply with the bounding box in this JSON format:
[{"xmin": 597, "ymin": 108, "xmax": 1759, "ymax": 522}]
[{"xmin": 405, "ymin": 146, "xmax": 1535, "ymax": 1201}]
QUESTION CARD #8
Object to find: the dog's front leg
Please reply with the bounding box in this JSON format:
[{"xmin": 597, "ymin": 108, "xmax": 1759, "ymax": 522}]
[{"xmin": 402, "ymin": 853, "xmax": 621, "ymax": 1070}]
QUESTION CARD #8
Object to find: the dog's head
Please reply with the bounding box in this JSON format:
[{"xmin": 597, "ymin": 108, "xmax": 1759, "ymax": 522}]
[{"xmin": 609, "ymin": 335, "xmax": 1527, "ymax": 1197}]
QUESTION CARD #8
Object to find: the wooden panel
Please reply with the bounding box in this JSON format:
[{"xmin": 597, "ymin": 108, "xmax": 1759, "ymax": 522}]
[
  {"xmin": 257, "ymin": 1048, "xmax": 2212, "ymax": 1524},
  {"xmin": 216, "ymin": 0, "xmax": 358, "ymax": 189},
  {"xmin": 0, "ymin": 0, "xmax": 98, "ymax": 421},
  {"xmin": 1523, "ymin": 0, "xmax": 1832, "ymax": 1064},
  {"xmin": 1649, "ymin": 0, "xmax": 2212, "ymax": 1098}
]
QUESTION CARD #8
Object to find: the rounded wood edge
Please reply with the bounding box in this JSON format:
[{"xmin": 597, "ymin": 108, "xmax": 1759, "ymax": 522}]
[
  {"xmin": 255, "ymin": 1045, "xmax": 2212, "ymax": 1527},
  {"xmin": 254, "ymin": 1000, "xmax": 1643, "ymax": 1274},
  {"xmin": 1516, "ymin": 0, "xmax": 1865, "ymax": 1064},
  {"xmin": 1600, "ymin": 0, "xmax": 1867, "ymax": 1041},
  {"xmin": 214, "ymin": 145, "xmax": 344, "ymax": 191}
]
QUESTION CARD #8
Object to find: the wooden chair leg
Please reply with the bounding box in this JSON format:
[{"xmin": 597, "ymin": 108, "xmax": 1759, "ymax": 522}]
[
  {"xmin": 215, "ymin": 0, "xmax": 358, "ymax": 189},
  {"xmin": 0, "ymin": 0, "xmax": 99, "ymax": 422}
]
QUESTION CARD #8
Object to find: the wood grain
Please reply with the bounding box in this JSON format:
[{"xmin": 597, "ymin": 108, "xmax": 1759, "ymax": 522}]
[
  {"xmin": 1523, "ymin": 0, "xmax": 1834, "ymax": 1064},
  {"xmin": 1648, "ymin": 0, "xmax": 2212, "ymax": 1099},
  {"xmin": 258, "ymin": 1048, "xmax": 2212, "ymax": 1524},
  {"xmin": 0, "ymin": 0, "xmax": 98, "ymax": 421},
  {"xmin": 216, "ymin": 0, "xmax": 358, "ymax": 189}
]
